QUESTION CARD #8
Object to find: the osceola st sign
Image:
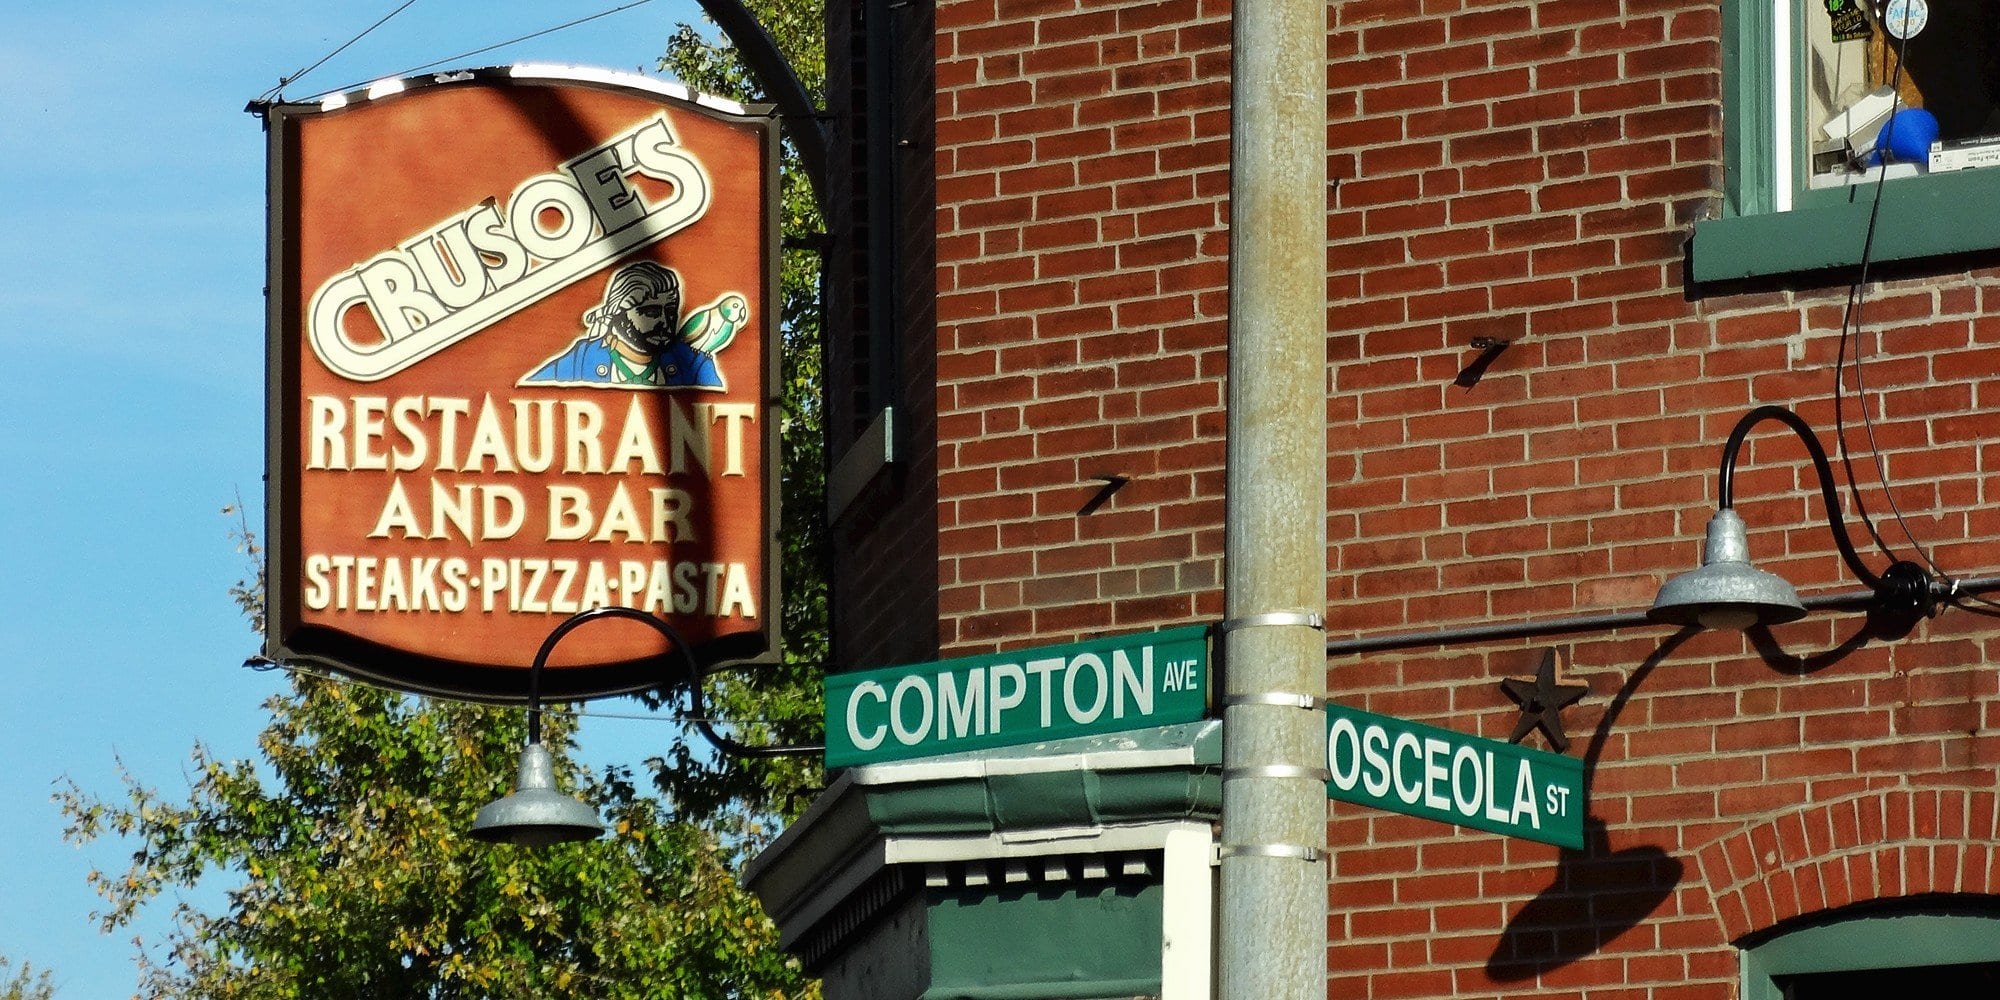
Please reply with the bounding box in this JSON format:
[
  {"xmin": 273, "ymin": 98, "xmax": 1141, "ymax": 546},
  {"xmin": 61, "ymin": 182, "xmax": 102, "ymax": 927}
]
[
  {"xmin": 1325, "ymin": 702, "xmax": 1585, "ymax": 850},
  {"xmin": 825, "ymin": 627, "xmax": 1210, "ymax": 768}
]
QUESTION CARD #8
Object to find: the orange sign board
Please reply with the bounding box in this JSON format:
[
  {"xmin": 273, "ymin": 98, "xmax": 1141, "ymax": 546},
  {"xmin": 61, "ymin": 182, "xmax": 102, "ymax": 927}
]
[{"xmin": 262, "ymin": 68, "xmax": 779, "ymax": 699}]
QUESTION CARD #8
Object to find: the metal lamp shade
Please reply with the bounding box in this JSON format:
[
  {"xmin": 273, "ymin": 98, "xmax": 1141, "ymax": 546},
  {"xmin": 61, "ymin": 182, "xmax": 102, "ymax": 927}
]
[
  {"xmin": 1648, "ymin": 509, "xmax": 1807, "ymax": 630},
  {"xmin": 470, "ymin": 743, "xmax": 605, "ymax": 847}
]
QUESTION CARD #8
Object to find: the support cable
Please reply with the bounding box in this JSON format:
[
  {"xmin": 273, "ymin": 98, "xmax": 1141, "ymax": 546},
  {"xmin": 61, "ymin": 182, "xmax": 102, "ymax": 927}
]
[
  {"xmin": 376, "ymin": 1, "xmax": 658, "ymax": 85},
  {"xmin": 1324, "ymin": 573, "xmax": 2000, "ymax": 658},
  {"xmin": 257, "ymin": 0, "xmax": 423, "ymax": 103}
]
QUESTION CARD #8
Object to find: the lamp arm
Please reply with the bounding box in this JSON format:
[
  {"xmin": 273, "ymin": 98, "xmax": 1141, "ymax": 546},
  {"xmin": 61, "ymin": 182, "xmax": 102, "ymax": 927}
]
[
  {"xmin": 692, "ymin": 0, "xmax": 828, "ymax": 211},
  {"xmin": 529, "ymin": 606, "xmax": 824, "ymax": 759},
  {"xmin": 526, "ymin": 634, "xmax": 546, "ymax": 746},
  {"xmin": 1715, "ymin": 404, "xmax": 1880, "ymax": 589}
]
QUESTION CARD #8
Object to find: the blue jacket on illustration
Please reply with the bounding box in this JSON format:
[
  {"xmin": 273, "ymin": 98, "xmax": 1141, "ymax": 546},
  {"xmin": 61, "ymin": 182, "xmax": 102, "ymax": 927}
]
[{"xmin": 522, "ymin": 338, "xmax": 722, "ymax": 389}]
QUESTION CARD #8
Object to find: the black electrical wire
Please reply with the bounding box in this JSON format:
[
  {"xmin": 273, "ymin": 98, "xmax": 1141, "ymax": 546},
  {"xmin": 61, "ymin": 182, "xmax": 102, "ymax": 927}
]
[
  {"xmin": 257, "ymin": 0, "xmax": 424, "ymax": 103},
  {"xmin": 1325, "ymin": 573, "xmax": 2000, "ymax": 658},
  {"xmin": 1823, "ymin": 13, "xmax": 1998, "ymax": 612},
  {"xmin": 263, "ymin": 1, "xmax": 663, "ymax": 107},
  {"xmin": 377, "ymin": 0, "xmax": 658, "ymax": 84},
  {"xmin": 1831, "ymin": 12, "xmax": 1912, "ymax": 562}
]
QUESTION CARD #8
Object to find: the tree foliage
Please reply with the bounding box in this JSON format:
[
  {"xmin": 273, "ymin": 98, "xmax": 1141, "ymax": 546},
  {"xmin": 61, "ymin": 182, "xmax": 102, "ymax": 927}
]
[
  {"xmin": 60, "ymin": 675, "xmax": 807, "ymax": 999},
  {"xmin": 55, "ymin": 6, "xmax": 832, "ymax": 997},
  {"xmin": 646, "ymin": 0, "xmax": 829, "ymax": 826},
  {"xmin": 0, "ymin": 958, "xmax": 54, "ymax": 1000}
]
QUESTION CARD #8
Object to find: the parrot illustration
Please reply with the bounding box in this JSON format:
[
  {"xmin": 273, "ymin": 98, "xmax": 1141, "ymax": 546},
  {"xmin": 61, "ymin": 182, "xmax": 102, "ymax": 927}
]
[{"xmin": 678, "ymin": 293, "xmax": 750, "ymax": 354}]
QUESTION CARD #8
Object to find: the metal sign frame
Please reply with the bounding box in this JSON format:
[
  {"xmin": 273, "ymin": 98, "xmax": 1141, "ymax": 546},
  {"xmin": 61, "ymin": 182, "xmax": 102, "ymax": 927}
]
[{"xmin": 261, "ymin": 66, "xmax": 782, "ymax": 701}]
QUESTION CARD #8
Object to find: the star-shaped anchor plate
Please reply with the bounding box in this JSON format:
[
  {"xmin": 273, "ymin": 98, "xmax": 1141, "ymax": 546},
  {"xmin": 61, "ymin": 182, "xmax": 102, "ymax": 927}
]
[{"xmin": 1500, "ymin": 647, "xmax": 1590, "ymax": 753}]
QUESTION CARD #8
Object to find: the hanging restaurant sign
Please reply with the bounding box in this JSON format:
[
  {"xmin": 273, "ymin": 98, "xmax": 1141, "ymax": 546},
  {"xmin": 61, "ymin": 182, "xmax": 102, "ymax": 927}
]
[{"xmin": 259, "ymin": 66, "xmax": 780, "ymax": 699}]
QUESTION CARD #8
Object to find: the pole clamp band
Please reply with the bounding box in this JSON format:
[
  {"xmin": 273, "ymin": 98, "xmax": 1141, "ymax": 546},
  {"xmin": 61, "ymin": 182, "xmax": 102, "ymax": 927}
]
[
  {"xmin": 1222, "ymin": 764, "xmax": 1332, "ymax": 782},
  {"xmin": 1224, "ymin": 692, "xmax": 1326, "ymax": 710},
  {"xmin": 1217, "ymin": 843, "xmax": 1324, "ymax": 863},
  {"xmin": 1218, "ymin": 611, "xmax": 1325, "ymax": 633}
]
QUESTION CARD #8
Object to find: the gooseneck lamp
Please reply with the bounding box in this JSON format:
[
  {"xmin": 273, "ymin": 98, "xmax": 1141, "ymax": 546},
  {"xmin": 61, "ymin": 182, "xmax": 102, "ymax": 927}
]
[
  {"xmin": 472, "ymin": 606, "xmax": 822, "ymax": 846},
  {"xmin": 470, "ymin": 615, "xmax": 609, "ymax": 847},
  {"xmin": 1649, "ymin": 405, "xmax": 1940, "ymax": 630}
]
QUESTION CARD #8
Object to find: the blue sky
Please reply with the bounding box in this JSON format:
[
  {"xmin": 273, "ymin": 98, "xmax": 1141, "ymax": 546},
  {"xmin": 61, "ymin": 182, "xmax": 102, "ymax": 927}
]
[{"xmin": 0, "ymin": 2, "xmax": 710, "ymax": 994}]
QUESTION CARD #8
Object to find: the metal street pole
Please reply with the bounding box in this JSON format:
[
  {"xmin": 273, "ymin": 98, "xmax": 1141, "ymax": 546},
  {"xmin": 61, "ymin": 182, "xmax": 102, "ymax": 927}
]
[{"xmin": 1220, "ymin": 0, "xmax": 1329, "ymax": 997}]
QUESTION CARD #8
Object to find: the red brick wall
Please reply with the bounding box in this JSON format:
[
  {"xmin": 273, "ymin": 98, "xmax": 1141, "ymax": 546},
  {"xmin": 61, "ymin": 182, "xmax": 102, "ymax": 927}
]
[
  {"xmin": 1326, "ymin": 0, "xmax": 1724, "ymax": 627},
  {"xmin": 905, "ymin": 0, "xmax": 2000, "ymax": 996},
  {"xmin": 1325, "ymin": 1, "xmax": 2000, "ymax": 997},
  {"xmin": 932, "ymin": 0, "xmax": 1234, "ymax": 653}
]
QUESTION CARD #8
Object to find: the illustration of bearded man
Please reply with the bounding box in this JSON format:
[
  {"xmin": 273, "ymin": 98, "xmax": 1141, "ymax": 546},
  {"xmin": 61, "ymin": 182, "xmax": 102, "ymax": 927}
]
[{"xmin": 521, "ymin": 260, "xmax": 728, "ymax": 389}]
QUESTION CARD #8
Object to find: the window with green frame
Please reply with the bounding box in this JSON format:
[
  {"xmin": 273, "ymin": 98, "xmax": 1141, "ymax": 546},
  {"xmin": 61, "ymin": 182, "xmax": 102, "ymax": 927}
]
[
  {"xmin": 1693, "ymin": 1, "xmax": 2000, "ymax": 282},
  {"xmin": 1741, "ymin": 907, "xmax": 2000, "ymax": 1000}
]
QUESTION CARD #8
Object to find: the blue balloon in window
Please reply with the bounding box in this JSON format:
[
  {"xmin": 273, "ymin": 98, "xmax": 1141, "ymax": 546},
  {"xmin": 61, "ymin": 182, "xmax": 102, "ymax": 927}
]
[{"xmin": 1873, "ymin": 108, "xmax": 1940, "ymax": 166}]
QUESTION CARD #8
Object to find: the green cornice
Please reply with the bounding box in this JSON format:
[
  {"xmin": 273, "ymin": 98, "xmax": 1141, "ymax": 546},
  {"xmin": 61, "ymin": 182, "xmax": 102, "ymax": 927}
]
[
  {"xmin": 861, "ymin": 721, "xmax": 1223, "ymax": 836},
  {"xmin": 745, "ymin": 720, "xmax": 1221, "ymax": 956}
]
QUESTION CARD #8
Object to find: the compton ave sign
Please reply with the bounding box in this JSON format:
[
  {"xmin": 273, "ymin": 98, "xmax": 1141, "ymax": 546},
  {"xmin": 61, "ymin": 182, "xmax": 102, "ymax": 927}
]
[{"xmin": 825, "ymin": 627, "xmax": 1211, "ymax": 768}]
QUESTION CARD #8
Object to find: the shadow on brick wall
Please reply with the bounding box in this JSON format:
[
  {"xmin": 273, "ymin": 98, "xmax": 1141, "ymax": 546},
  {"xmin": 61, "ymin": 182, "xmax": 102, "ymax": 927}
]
[
  {"xmin": 1485, "ymin": 605, "xmax": 1925, "ymax": 978},
  {"xmin": 1487, "ymin": 628, "xmax": 1696, "ymax": 980},
  {"xmin": 1747, "ymin": 603, "xmax": 1929, "ymax": 676}
]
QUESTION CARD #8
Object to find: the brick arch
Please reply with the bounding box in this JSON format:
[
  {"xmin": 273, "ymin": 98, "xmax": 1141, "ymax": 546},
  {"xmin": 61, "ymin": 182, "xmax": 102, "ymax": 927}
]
[{"xmin": 1694, "ymin": 788, "xmax": 2000, "ymax": 943}]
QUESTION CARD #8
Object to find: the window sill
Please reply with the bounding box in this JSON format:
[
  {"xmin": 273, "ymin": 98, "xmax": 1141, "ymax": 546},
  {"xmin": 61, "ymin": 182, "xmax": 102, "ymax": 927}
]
[{"xmin": 1691, "ymin": 166, "xmax": 2000, "ymax": 283}]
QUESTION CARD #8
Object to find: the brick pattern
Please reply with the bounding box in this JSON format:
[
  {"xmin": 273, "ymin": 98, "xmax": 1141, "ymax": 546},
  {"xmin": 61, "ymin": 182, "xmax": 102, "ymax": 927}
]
[
  {"xmin": 827, "ymin": 0, "xmax": 942, "ymax": 670},
  {"xmin": 1331, "ymin": 625, "xmax": 2000, "ymax": 997},
  {"xmin": 932, "ymin": 0, "xmax": 1233, "ymax": 652},
  {"xmin": 1326, "ymin": 0, "xmax": 1724, "ymax": 630},
  {"xmin": 1698, "ymin": 789, "xmax": 2000, "ymax": 943},
  {"xmin": 888, "ymin": 0, "xmax": 2000, "ymax": 996},
  {"xmin": 1324, "ymin": 0, "xmax": 2000, "ymax": 997}
]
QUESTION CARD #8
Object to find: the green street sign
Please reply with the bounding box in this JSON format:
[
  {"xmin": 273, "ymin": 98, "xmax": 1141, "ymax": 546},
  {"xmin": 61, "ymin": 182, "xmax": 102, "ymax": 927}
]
[
  {"xmin": 825, "ymin": 626, "xmax": 1210, "ymax": 768},
  {"xmin": 1324, "ymin": 701, "xmax": 1585, "ymax": 850}
]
